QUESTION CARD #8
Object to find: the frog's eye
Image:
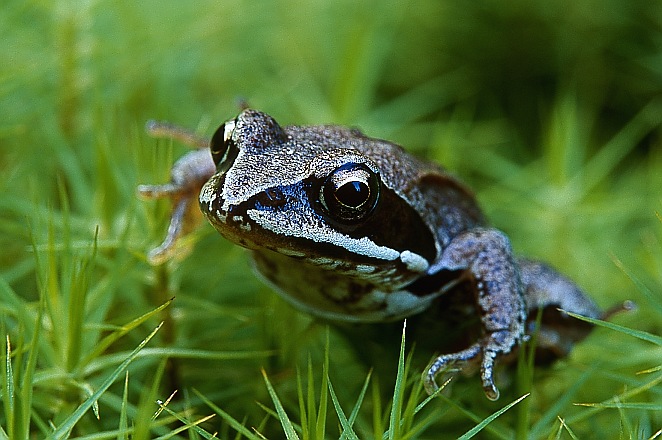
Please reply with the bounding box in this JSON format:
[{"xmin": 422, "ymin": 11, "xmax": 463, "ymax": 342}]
[
  {"xmin": 319, "ymin": 163, "xmax": 380, "ymax": 223},
  {"xmin": 210, "ymin": 119, "xmax": 239, "ymax": 173}
]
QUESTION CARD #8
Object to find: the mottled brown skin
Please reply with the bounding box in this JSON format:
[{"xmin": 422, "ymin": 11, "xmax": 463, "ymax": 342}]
[{"xmin": 139, "ymin": 109, "xmax": 602, "ymax": 400}]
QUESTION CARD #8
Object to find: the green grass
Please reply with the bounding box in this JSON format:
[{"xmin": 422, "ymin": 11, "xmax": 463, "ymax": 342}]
[{"xmin": 2, "ymin": 0, "xmax": 662, "ymax": 438}]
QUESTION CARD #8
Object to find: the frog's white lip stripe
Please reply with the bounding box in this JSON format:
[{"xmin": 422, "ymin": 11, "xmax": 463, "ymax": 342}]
[
  {"xmin": 400, "ymin": 250, "xmax": 429, "ymax": 272},
  {"xmin": 246, "ymin": 208, "xmax": 429, "ymax": 272},
  {"xmin": 247, "ymin": 206, "xmax": 398, "ymax": 260}
]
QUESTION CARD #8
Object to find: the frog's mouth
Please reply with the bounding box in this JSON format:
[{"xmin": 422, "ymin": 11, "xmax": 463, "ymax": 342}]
[{"xmin": 201, "ymin": 214, "xmax": 430, "ymax": 299}]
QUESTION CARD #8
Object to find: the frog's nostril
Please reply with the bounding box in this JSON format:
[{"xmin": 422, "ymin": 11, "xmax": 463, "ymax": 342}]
[{"xmin": 256, "ymin": 188, "xmax": 286, "ymax": 208}]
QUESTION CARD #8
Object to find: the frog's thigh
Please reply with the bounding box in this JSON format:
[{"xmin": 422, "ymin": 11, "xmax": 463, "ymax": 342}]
[
  {"xmin": 518, "ymin": 259, "xmax": 600, "ymax": 318},
  {"xmin": 518, "ymin": 259, "xmax": 601, "ymax": 357}
]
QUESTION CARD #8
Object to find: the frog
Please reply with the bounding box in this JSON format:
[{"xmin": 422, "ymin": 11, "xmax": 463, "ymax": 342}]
[{"xmin": 138, "ymin": 108, "xmax": 605, "ymax": 400}]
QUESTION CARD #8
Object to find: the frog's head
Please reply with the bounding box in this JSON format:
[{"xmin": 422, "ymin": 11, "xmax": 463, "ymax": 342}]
[{"xmin": 199, "ymin": 109, "xmax": 437, "ymax": 286}]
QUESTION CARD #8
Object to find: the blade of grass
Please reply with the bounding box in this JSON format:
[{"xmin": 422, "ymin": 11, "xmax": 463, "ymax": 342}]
[
  {"xmin": 81, "ymin": 297, "xmax": 174, "ymax": 366},
  {"xmin": 387, "ymin": 320, "xmax": 407, "ymax": 440},
  {"xmin": 315, "ymin": 330, "xmax": 330, "ymax": 440},
  {"xmin": 563, "ymin": 311, "xmax": 662, "ymax": 346},
  {"xmin": 347, "ymin": 369, "xmax": 372, "ymax": 429},
  {"xmin": 328, "ymin": 380, "xmax": 359, "ymax": 440},
  {"xmin": 18, "ymin": 300, "xmax": 43, "ymax": 440},
  {"xmin": 261, "ymin": 369, "xmax": 300, "ymax": 440},
  {"xmin": 529, "ymin": 367, "xmax": 596, "ymax": 438},
  {"xmin": 295, "ymin": 366, "xmax": 309, "ymax": 440},
  {"xmin": 413, "ymin": 379, "xmax": 448, "ymax": 415},
  {"xmin": 516, "ymin": 308, "xmax": 542, "ymax": 439},
  {"xmin": 371, "ymin": 376, "xmax": 383, "ymax": 437},
  {"xmin": 253, "ymin": 414, "xmax": 270, "ymax": 440},
  {"xmin": 152, "ymin": 402, "xmax": 216, "ymax": 440},
  {"xmin": 151, "ymin": 390, "xmax": 177, "ymax": 421},
  {"xmin": 400, "ymin": 352, "xmax": 423, "ymax": 433},
  {"xmin": 435, "ymin": 393, "xmax": 512, "ymax": 440},
  {"xmin": 66, "ymin": 227, "xmax": 97, "ymax": 372},
  {"xmin": 44, "ymin": 221, "xmax": 64, "ymax": 363},
  {"xmin": 566, "ymin": 373, "xmax": 662, "ymax": 426},
  {"xmin": 193, "ymin": 388, "xmax": 261, "ymax": 440},
  {"xmin": 458, "ymin": 393, "xmax": 529, "ymax": 440},
  {"xmin": 117, "ymin": 372, "xmax": 129, "ymax": 440},
  {"xmin": 306, "ymin": 358, "xmax": 316, "ymax": 440},
  {"xmin": 576, "ymin": 402, "xmax": 662, "ymax": 410},
  {"xmin": 638, "ymin": 365, "xmax": 662, "ymax": 374},
  {"xmin": 557, "ymin": 416, "xmax": 580, "ymax": 440},
  {"xmin": 133, "ymin": 358, "xmax": 168, "ymax": 440},
  {"xmin": 3, "ymin": 335, "xmax": 15, "ymax": 439},
  {"xmin": 48, "ymin": 322, "xmax": 163, "ymax": 439},
  {"xmin": 0, "ymin": 277, "xmax": 32, "ymax": 336},
  {"xmin": 83, "ymin": 347, "xmax": 274, "ymax": 376}
]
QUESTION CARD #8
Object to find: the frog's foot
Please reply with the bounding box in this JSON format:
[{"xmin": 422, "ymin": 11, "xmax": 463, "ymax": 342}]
[
  {"xmin": 425, "ymin": 329, "xmax": 518, "ymax": 401},
  {"xmin": 424, "ymin": 344, "xmax": 481, "ymax": 396},
  {"xmin": 601, "ymin": 300, "xmax": 637, "ymax": 320},
  {"xmin": 137, "ymin": 186, "xmax": 197, "ymax": 264},
  {"xmin": 138, "ymin": 145, "xmax": 215, "ymax": 264}
]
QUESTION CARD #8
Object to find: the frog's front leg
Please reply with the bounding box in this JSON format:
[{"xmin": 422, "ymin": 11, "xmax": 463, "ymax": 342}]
[
  {"xmin": 424, "ymin": 228, "xmax": 526, "ymax": 400},
  {"xmin": 138, "ymin": 123, "xmax": 214, "ymax": 264}
]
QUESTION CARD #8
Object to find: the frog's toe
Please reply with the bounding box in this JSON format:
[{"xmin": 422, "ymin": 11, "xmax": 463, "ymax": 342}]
[
  {"xmin": 423, "ymin": 366, "xmax": 444, "ymax": 395},
  {"xmin": 424, "ymin": 341, "xmax": 503, "ymax": 400},
  {"xmin": 478, "ymin": 348, "xmax": 500, "ymax": 400},
  {"xmin": 146, "ymin": 197, "xmax": 195, "ymax": 265},
  {"xmin": 137, "ymin": 183, "xmax": 183, "ymax": 199},
  {"xmin": 424, "ymin": 344, "xmax": 482, "ymax": 395}
]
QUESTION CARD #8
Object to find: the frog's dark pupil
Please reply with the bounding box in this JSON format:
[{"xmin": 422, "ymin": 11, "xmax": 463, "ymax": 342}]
[{"xmin": 336, "ymin": 181, "xmax": 369, "ymax": 208}]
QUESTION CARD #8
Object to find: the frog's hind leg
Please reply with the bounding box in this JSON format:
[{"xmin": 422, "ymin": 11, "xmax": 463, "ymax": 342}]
[
  {"xmin": 518, "ymin": 259, "xmax": 602, "ymax": 362},
  {"xmin": 145, "ymin": 120, "xmax": 210, "ymax": 149}
]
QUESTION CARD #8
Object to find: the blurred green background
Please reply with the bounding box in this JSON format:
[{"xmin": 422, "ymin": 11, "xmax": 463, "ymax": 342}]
[{"xmin": 1, "ymin": 0, "xmax": 661, "ymax": 438}]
